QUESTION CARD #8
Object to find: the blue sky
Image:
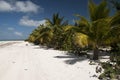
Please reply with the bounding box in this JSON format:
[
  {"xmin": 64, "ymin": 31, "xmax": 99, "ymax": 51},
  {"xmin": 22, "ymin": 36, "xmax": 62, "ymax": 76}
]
[{"xmin": 0, "ymin": 0, "xmax": 116, "ymax": 40}]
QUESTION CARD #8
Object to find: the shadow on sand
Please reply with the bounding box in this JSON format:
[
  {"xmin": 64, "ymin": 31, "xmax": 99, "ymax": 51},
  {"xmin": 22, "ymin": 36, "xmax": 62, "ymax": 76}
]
[
  {"xmin": 32, "ymin": 44, "xmax": 110, "ymax": 65},
  {"xmin": 31, "ymin": 44, "xmax": 88, "ymax": 65},
  {"xmin": 54, "ymin": 54, "xmax": 87, "ymax": 65}
]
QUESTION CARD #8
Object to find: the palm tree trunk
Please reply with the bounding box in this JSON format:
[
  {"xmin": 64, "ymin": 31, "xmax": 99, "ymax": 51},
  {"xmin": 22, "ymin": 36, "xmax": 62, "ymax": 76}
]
[{"xmin": 93, "ymin": 47, "xmax": 99, "ymax": 60}]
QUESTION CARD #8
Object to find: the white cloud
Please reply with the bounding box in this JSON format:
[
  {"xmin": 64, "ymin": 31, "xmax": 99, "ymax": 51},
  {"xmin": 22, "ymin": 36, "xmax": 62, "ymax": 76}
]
[
  {"xmin": 15, "ymin": 1, "xmax": 40, "ymax": 13},
  {"xmin": 7, "ymin": 27, "xmax": 14, "ymax": 31},
  {"xmin": 0, "ymin": 1, "xmax": 43, "ymax": 13},
  {"xmin": 14, "ymin": 31, "xmax": 23, "ymax": 36},
  {"xmin": 0, "ymin": 1, "xmax": 13, "ymax": 12},
  {"xmin": 19, "ymin": 16, "xmax": 46, "ymax": 27}
]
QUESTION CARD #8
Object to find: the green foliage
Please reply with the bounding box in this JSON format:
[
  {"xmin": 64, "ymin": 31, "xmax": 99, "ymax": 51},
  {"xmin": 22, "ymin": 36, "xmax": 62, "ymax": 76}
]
[
  {"xmin": 45, "ymin": 13, "xmax": 68, "ymax": 26},
  {"xmin": 75, "ymin": 0, "xmax": 111, "ymax": 60},
  {"xmin": 99, "ymin": 62, "xmax": 120, "ymax": 79},
  {"xmin": 26, "ymin": 1, "xmax": 120, "ymax": 80},
  {"xmin": 27, "ymin": 13, "xmax": 76, "ymax": 51},
  {"xmin": 27, "ymin": 0, "xmax": 120, "ymax": 61},
  {"xmin": 88, "ymin": 0, "xmax": 109, "ymax": 21},
  {"xmin": 110, "ymin": 43, "xmax": 120, "ymax": 65}
]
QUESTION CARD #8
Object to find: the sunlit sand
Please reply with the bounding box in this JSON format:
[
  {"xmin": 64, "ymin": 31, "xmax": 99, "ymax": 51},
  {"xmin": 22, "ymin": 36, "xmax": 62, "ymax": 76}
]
[{"xmin": 0, "ymin": 41, "xmax": 100, "ymax": 80}]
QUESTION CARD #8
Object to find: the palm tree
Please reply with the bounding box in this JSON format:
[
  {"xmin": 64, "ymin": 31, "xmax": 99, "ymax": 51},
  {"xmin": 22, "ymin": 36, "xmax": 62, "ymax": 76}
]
[
  {"xmin": 28, "ymin": 26, "xmax": 42, "ymax": 43},
  {"xmin": 60, "ymin": 25, "xmax": 75, "ymax": 50},
  {"xmin": 45, "ymin": 13, "xmax": 68, "ymax": 26},
  {"xmin": 35, "ymin": 26, "xmax": 53, "ymax": 46},
  {"xmin": 109, "ymin": 11, "xmax": 120, "ymax": 65},
  {"xmin": 28, "ymin": 13, "xmax": 68, "ymax": 48},
  {"xmin": 45, "ymin": 13, "xmax": 68, "ymax": 48},
  {"xmin": 75, "ymin": 0, "xmax": 110, "ymax": 60}
]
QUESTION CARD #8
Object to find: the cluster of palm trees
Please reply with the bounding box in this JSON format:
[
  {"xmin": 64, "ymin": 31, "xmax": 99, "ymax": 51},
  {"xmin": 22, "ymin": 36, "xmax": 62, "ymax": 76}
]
[{"xmin": 27, "ymin": 0, "xmax": 120, "ymax": 61}]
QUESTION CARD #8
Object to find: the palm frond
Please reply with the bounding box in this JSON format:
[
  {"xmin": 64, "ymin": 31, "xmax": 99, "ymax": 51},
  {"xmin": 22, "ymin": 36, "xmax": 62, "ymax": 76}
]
[{"xmin": 88, "ymin": 0, "xmax": 109, "ymax": 21}]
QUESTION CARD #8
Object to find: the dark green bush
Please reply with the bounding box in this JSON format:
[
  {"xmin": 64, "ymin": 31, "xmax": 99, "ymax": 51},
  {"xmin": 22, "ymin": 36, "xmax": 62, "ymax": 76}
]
[{"xmin": 99, "ymin": 62, "xmax": 120, "ymax": 79}]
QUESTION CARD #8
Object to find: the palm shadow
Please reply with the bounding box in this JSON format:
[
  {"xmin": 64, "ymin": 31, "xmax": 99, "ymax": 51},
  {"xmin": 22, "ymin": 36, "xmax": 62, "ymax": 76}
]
[
  {"xmin": 31, "ymin": 43, "xmax": 88, "ymax": 65},
  {"xmin": 54, "ymin": 53, "xmax": 88, "ymax": 65}
]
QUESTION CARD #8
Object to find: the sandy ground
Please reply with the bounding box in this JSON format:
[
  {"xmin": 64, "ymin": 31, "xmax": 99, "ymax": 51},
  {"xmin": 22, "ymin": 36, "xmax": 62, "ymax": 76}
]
[{"xmin": 0, "ymin": 41, "xmax": 99, "ymax": 80}]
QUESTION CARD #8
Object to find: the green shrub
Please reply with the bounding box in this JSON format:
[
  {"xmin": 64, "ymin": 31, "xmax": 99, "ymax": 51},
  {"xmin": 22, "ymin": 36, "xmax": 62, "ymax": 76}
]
[
  {"xmin": 99, "ymin": 62, "xmax": 120, "ymax": 79},
  {"xmin": 110, "ymin": 43, "xmax": 120, "ymax": 65}
]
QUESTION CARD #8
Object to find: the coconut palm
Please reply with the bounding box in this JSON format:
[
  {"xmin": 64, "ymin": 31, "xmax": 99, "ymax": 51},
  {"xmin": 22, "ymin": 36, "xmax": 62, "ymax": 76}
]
[
  {"xmin": 75, "ymin": 0, "xmax": 110, "ymax": 60},
  {"xmin": 35, "ymin": 26, "xmax": 53, "ymax": 46},
  {"xmin": 28, "ymin": 25, "xmax": 43, "ymax": 43},
  {"xmin": 60, "ymin": 25, "xmax": 75, "ymax": 50},
  {"xmin": 45, "ymin": 13, "xmax": 68, "ymax": 26},
  {"xmin": 45, "ymin": 13, "xmax": 68, "ymax": 48},
  {"xmin": 109, "ymin": 10, "xmax": 120, "ymax": 65}
]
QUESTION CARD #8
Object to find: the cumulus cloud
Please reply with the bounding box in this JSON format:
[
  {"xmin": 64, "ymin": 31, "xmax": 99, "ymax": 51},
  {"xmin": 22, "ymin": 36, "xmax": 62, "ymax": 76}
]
[
  {"xmin": 7, "ymin": 27, "xmax": 14, "ymax": 31},
  {"xmin": 14, "ymin": 31, "xmax": 23, "ymax": 36},
  {"xmin": 15, "ymin": 1, "xmax": 41, "ymax": 13},
  {"xmin": 19, "ymin": 16, "xmax": 46, "ymax": 27},
  {"xmin": 0, "ymin": 0, "xmax": 43, "ymax": 13},
  {"xmin": 0, "ymin": 1, "xmax": 13, "ymax": 12}
]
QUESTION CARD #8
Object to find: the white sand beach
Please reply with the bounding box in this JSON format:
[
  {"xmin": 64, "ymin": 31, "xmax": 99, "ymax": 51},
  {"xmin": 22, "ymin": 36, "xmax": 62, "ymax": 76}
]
[{"xmin": 0, "ymin": 41, "xmax": 99, "ymax": 80}]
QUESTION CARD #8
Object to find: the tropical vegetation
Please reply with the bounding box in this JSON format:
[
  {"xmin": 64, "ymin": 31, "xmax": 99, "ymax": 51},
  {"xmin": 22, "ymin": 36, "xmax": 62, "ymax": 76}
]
[{"xmin": 26, "ymin": 0, "xmax": 120, "ymax": 79}]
